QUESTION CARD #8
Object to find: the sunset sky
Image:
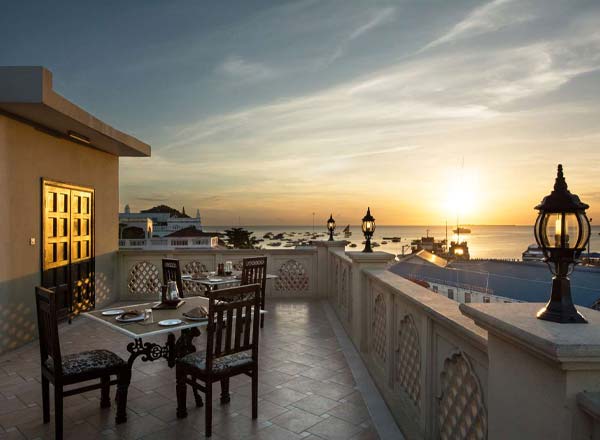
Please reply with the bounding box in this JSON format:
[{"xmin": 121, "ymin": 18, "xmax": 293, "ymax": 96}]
[{"xmin": 2, "ymin": 0, "xmax": 600, "ymax": 225}]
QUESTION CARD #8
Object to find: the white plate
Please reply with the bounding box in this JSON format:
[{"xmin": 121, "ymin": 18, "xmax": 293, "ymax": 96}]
[
  {"xmin": 102, "ymin": 309, "xmax": 125, "ymax": 316},
  {"xmin": 158, "ymin": 319, "xmax": 183, "ymax": 326},
  {"xmin": 207, "ymin": 278, "xmax": 222, "ymax": 282},
  {"xmin": 183, "ymin": 315, "xmax": 208, "ymax": 322},
  {"xmin": 116, "ymin": 314, "xmax": 145, "ymax": 323}
]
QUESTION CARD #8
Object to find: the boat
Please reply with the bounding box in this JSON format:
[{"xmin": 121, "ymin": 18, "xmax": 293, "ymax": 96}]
[
  {"xmin": 383, "ymin": 236, "xmax": 401, "ymax": 243},
  {"xmin": 453, "ymin": 227, "xmax": 471, "ymax": 234},
  {"xmin": 411, "ymin": 236, "xmax": 445, "ymax": 254},
  {"xmin": 381, "ymin": 241, "xmax": 388, "ymax": 245},
  {"xmin": 270, "ymin": 242, "xmax": 282, "ymax": 247},
  {"xmin": 343, "ymin": 225, "xmax": 351, "ymax": 237},
  {"xmin": 448, "ymin": 241, "xmax": 470, "ymax": 260},
  {"xmin": 522, "ymin": 244, "xmax": 544, "ymax": 261},
  {"xmin": 349, "ymin": 243, "xmax": 357, "ymax": 248}
]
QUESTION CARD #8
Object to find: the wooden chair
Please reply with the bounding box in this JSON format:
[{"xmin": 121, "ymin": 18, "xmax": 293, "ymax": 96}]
[
  {"xmin": 176, "ymin": 284, "xmax": 261, "ymax": 437},
  {"xmin": 241, "ymin": 257, "xmax": 267, "ymax": 328},
  {"xmin": 162, "ymin": 258, "xmax": 184, "ymax": 297},
  {"xmin": 35, "ymin": 286, "xmax": 131, "ymax": 440}
]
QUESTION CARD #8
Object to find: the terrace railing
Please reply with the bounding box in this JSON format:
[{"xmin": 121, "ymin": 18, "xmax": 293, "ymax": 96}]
[
  {"xmin": 117, "ymin": 246, "xmax": 319, "ymax": 300},
  {"xmin": 324, "ymin": 243, "xmax": 600, "ymax": 440},
  {"xmin": 114, "ymin": 240, "xmax": 600, "ymax": 439}
]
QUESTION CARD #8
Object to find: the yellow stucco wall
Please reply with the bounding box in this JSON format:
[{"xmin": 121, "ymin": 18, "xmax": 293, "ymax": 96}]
[{"xmin": 0, "ymin": 113, "xmax": 119, "ymax": 353}]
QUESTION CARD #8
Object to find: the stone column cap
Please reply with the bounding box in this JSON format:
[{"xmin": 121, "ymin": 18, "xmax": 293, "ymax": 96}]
[
  {"xmin": 346, "ymin": 251, "xmax": 396, "ymax": 264},
  {"xmin": 460, "ymin": 302, "xmax": 600, "ymax": 367},
  {"xmin": 310, "ymin": 240, "xmax": 348, "ymax": 248}
]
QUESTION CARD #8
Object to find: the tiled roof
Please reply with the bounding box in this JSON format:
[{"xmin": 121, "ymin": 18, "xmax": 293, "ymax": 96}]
[
  {"xmin": 390, "ymin": 259, "xmax": 600, "ymax": 307},
  {"xmin": 141, "ymin": 205, "xmax": 190, "ymax": 218}
]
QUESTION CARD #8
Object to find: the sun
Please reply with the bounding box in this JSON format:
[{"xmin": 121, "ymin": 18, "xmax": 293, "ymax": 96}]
[{"xmin": 443, "ymin": 171, "xmax": 480, "ymax": 221}]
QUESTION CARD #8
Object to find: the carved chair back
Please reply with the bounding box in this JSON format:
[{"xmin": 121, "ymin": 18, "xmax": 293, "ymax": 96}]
[
  {"xmin": 35, "ymin": 285, "xmax": 64, "ymax": 376},
  {"xmin": 241, "ymin": 257, "xmax": 267, "ymax": 308},
  {"xmin": 205, "ymin": 284, "xmax": 261, "ymax": 374}
]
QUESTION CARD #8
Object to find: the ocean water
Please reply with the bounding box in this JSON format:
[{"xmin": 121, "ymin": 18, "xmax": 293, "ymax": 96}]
[{"xmin": 203, "ymin": 225, "xmax": 600, "ymax": 260}]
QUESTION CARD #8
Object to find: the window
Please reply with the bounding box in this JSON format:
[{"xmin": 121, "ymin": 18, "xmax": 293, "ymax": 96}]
[
  {"xmin": 447, "ymin": 289, "xmax": 454, "ymax": 300},
  {"xmin": 483, "ymin": 296, "xmax": 490, "ymax": 303},
  {"xmin": 464, "ymin": 292, "xmax": 471, "ymax": 303},
  {"xmin": 432, "ymin": 285, "xmax": 438, "ymax": 293}
]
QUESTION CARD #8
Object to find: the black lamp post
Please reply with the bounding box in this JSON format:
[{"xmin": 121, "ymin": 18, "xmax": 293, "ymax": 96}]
[
  {"xmin": 361, "ymin": 207, "xmax": 376, "ymax": 253},
  {"xmin": 327, "ymin": 214, "xmax": 336, "ymax": 241},
  {"xmin": 534, "ymin": 164, "xmax": 591, "ymax": 323}
]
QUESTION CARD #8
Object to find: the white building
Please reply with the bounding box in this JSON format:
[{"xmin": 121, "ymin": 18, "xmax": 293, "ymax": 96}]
[
  {"xmin": 119, "ymin": 204, "xmax": 202, "ymax": 238},
  {"xmin": 392, "ymin": 250, "xmax": 520, "ymax": 304}
]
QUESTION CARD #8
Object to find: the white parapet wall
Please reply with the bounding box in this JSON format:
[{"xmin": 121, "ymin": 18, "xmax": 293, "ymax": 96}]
[
  {"xmin": 327, "ymin": 247, "xmax": 489, "ymax": 439},
  {"xmin": 117, "ymin": 246, "xmax": 321, "ymax": 301},
  {"xmin": 326, "ymin": 245, "xmax": 600, "ymax": 440}
]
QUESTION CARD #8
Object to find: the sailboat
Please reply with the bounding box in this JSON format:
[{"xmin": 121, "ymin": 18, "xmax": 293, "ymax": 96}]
[{"xmin": 343, "ymin": 225, "xmax": 351, "ymax": 237}]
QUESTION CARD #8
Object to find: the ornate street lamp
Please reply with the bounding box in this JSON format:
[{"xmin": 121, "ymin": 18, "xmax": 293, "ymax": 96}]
[
  {"xmin": 327, "ymin": 214, "xmax": 336, "ymax": 241},
  {"xmin": 361, "ymin": 207, "xmax": 376, "ymax": 253},
  {"xmin": 534, "ymin": 164, "xmax": 591, "ymax": 323}
]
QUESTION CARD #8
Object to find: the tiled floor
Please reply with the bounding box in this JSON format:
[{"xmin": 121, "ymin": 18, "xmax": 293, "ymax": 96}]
[{"xmin": 0, "ymin": 299, "xmax": 380, "ymax": 439}]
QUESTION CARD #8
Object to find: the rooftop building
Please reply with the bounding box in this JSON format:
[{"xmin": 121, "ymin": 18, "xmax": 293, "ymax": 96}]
[
  {"xmin": 119, "ymin": 204, "xmax": 202, "ymax": 238},
  {"xmin": 391, "ymin": 256, "xmax": 600, "ymax": 307}
]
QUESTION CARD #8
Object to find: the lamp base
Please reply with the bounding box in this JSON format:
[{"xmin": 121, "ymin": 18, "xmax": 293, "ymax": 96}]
[{"xmin": 536, "ymin": 276, "xmax": 588, "ymax": 324}]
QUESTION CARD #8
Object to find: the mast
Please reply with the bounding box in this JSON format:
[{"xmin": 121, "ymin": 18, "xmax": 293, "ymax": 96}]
[{"xmin": 445, "ymin": 219, "xmax": 448, "ymax": 252}]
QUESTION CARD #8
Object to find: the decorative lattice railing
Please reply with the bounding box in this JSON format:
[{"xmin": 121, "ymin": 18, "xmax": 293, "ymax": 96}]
[{"xmin": 118, "ymin": 248, "xmax": 319, "ymax": 299}]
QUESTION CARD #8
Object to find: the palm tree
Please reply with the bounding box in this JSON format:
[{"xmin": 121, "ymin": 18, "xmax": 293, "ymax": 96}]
[{"xmin": 224, "ymin": 227, "xmax": 260, "ymax": 249}]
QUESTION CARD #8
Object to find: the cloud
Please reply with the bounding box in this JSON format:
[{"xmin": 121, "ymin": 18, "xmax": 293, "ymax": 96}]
[
  {"xmin": 121, "ymin": 3, "xmax": 600, "ymax": 223},
  {"xmin": 349, "ymin": 7, "xmax": 395, "ymax": 41},
  {"xmin": 217, "ymin": 56, "xmax": 277, "ymax": 83},
  {"xmin": 329, "ymin": 7, "xmax": 396, "ymax": 62},
  {"xmin": 422, "ymin": 0, "xmax": 536, "ymax": 50}
]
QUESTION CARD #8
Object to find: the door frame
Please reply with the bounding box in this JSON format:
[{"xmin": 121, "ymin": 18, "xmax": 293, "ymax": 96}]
[{"xmin": 41, "ymin": 178, "xmax": 96, "ymax": 317}]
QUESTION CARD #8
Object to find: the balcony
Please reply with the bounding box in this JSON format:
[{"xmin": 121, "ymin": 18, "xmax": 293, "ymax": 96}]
[
  {"xmin": 118, "ymin": 237, "xmax": 219, "ymax": 251},
  {"xmin": 2, "ymin": 242, "xmax": 600, "ymax": 439}
]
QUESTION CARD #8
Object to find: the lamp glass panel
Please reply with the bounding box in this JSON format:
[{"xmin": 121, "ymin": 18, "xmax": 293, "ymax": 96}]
[
  {"xmin": 534, "ymin": 213, "xmax": 544, "ymax": 248},
  {"xmin": 564, "ymin": 213, "xmax": 579, "ymax": 250},
  {"xmin": 543, "ymin": 213, "xmax": 561, "ymax": 248},
  {"xmin": 576, "ymin": 212, "xmax": 590, "ymax": 251},
  {"xmin": 362, "ymin": 220, "xmax": 375, "ymax": 233},
  {"xmin": 543, "ymin": 212, "xmax": 580, "ymax": 249}
]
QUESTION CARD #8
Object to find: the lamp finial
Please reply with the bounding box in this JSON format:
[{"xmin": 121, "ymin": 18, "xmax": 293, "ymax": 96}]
[{"xmin": 554, "ymin": 164, "xmax": 568, "ymax": 192}]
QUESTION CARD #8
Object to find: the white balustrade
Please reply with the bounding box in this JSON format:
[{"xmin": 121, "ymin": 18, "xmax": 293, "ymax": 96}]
[{"xmin": 118, "ymin": 246, "xmax": 320, "ymax": 300}]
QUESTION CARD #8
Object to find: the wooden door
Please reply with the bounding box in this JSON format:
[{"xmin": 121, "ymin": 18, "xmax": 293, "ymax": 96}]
[{"xmin": 42, "ymin": 180, "xmax": 95, "ymax": 319}]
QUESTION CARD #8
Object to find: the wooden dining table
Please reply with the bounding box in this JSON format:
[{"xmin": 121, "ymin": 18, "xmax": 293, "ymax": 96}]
[{"xmin": 84, "ymin": 297, "xmax": 257, "ymax": 369}]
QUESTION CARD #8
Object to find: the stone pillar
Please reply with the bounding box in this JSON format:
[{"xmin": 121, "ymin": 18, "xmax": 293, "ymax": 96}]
[
  {"xmin": 347, "ymin": 251, "xmax": 396, "ymax": 351},
  {"xmin": 311, "ymin": 240, "xmax": 347, "ymax": 298},
  {"xmin": 460, "ymin": 302, "xmax": 600, "ymax": 440}
]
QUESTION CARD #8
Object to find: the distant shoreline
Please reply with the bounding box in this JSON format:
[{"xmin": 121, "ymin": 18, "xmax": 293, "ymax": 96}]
[{"xmin": 202, "ymin": 224, "xmax": 533, "ymax": 228}]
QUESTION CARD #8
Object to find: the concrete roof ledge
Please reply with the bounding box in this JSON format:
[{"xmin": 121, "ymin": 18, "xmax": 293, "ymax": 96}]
[
  {"xmin": 0, "ymin": 66, "xmax": 151, "ymax": 157},
  {"xmin": 460, "ymin": 302, "xmax": 600, "ymax": 367}
]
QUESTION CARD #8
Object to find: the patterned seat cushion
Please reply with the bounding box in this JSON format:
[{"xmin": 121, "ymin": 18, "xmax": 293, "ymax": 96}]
[
  {"xmin": 177, "ymin": 351, "xmax": 253, "ymax": 374},
  {"xmin": 46, "ymin": 349, "xmax": 125, "ymax": 377}
]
